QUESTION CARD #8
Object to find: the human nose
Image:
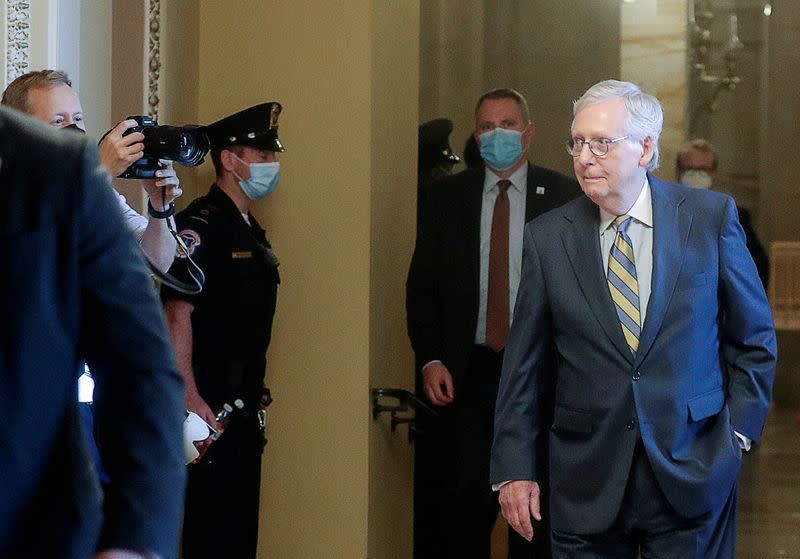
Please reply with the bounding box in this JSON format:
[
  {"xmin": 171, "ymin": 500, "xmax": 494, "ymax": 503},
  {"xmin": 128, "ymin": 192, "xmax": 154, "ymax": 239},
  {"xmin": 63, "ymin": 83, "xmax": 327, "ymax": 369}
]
[{"xmin": 576, "ymin": 142, "xmax": 596, "ymax": 165}]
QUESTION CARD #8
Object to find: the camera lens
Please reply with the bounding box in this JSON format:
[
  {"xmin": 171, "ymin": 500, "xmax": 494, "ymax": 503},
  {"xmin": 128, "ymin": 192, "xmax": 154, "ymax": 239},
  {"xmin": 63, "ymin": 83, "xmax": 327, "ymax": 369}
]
[{"xmin": 142, "ymin": 125, "xmax": 210, "ymax": 168}]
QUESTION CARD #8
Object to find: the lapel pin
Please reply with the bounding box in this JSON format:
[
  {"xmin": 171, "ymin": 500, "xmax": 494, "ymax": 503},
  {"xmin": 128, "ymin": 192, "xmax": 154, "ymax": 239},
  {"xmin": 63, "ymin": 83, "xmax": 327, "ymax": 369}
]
[{"xmin": 536, "ymin": 186, "xmax": 546, "ymax": 195}]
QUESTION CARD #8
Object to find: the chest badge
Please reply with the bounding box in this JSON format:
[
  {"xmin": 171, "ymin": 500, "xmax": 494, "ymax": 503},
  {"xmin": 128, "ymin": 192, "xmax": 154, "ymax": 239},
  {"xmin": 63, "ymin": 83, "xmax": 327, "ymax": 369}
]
[{"xmin": 176, "ymin": 229, "xmax": 201, "ymax": 259}]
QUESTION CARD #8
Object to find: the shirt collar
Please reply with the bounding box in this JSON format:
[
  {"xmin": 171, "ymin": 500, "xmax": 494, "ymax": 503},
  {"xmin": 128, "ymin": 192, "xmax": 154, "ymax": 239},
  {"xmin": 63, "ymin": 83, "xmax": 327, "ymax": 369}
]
[
  {"xmin": 484, "ymin": 163, "xmax": 528, "ymax": 194},
  {"xmin": 598, "ymin": 176, "xmax": 653, "ymax": 233}
]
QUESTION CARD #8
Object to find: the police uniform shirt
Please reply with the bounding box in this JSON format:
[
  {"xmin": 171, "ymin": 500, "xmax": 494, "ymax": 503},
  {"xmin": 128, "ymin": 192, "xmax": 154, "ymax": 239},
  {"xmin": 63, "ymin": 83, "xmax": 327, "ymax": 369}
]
[{"xmin": 162, "ymin": 184, "xmax": 279, "ymax": 408}]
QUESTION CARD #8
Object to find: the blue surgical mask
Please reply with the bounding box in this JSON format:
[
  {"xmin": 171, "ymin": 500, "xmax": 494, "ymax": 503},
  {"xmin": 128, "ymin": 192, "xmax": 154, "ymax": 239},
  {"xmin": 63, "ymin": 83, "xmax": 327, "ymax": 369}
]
[
  {"xmin": 479, "ymin": 128, "xmax": 524, "ymax": 171},
  {"xmin": 233, "ymin": 154, "xmax": 281, "ymax": 200},
  {"xmin": 679, "ymin": 169, "xmax": 713, "ymax": 189}
]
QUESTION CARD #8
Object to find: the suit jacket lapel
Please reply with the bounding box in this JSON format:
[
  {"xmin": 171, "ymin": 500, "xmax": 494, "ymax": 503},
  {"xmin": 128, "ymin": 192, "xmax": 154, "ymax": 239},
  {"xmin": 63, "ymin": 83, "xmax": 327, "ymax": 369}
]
[
  {"xmin": 561, "ymin": 197, "xmax": 635, "ymax": 363},
  {"xmin": 634, "ymin": 175, "xmax": 690, "ymax": 366},
  {"xmin": 524, "ymin": 162, "xmax": 538, "ymax": 222}
]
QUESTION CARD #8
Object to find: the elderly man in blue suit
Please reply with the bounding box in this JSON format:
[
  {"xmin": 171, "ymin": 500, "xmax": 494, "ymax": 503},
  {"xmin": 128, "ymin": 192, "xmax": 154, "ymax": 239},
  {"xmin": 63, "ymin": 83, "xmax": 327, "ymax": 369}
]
[{"xmin": 490, "ymin": 80, "xmax": 776, "ymax": 558}]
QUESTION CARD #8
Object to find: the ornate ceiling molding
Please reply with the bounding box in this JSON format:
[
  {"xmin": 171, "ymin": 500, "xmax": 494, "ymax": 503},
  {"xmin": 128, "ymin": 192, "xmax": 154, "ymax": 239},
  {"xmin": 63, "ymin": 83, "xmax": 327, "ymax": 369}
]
[
  {"xmin": 5, "ymin": 0, "xmax": 31, "ymax": 87},
  {"xmin": 147, "ymin": 0, "xmax": 161, "ymax": 120}
]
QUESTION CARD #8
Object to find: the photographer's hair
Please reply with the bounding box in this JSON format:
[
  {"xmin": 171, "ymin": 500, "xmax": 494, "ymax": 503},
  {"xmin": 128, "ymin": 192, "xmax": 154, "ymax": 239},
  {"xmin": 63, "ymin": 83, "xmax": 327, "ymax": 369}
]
[
  {"xmin": 475, "ymin": 87, "xmax": 531, "ymax": 123},
  {"xmin": 210, "ymin": 145, "xmax": 246, "ymax": 177},
  {"xmin": 2, "ymin": 70, "xmax": 73, "ymax": 113},
  {"xmin": 572, "ymin": 80, "xmax": 663, "ymax": 171},
  {"xmin": 676, "ymin": 138, "xmax": 718, "ymax": 172}
]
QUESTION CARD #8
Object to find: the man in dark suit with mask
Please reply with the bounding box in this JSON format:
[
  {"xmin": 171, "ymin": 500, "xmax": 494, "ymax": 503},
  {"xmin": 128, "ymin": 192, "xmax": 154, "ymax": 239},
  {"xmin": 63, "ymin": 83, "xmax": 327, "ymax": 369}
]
[
  {"xmin": 0, "ymin": 105, "xmax": 186, "ymax": 559},
  {"xmin": 407, "ymin": 88, "xmax": 580, "ymax": 558}
]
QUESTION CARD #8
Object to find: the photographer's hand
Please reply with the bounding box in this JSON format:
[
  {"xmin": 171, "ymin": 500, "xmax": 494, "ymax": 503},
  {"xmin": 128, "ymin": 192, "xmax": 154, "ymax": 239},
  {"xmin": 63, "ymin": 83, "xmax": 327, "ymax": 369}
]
[
  {"xmin": 99, "ymin": 119, "xmax": 145, "ymax": 177},
  {"xmin": 140, "ymin": 160, "xmax": 182, "ymax": 210},
  {"xmin": 137, "ymin": 161, "xmax": 180, "ymax": 273}
]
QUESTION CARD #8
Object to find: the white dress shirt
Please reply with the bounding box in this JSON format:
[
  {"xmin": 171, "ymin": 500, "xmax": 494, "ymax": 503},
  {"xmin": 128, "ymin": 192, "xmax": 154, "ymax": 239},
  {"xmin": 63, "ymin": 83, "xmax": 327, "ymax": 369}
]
[{"xmin": 475, "ymin": 165, "xmax": 527, "ymax": 344}]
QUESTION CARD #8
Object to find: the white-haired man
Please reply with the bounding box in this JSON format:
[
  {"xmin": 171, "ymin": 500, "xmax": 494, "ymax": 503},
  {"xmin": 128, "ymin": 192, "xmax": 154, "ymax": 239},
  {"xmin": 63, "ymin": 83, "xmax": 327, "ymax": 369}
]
[{"xmin": 491, "ymin": 80, "xmax": 776, "ymax": 558}]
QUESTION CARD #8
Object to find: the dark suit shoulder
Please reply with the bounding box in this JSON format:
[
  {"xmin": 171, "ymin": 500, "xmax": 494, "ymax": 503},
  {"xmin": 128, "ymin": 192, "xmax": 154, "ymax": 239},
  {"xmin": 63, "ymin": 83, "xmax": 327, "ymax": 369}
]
[
  {"xmin": 529, "ymin": 194, "xmax": 589, "ymax": 232},
  {"xmin": 426, "ymin": 166, "xmax": 484, "ymax": 197},
  {"xmin": 0, "ymin": 107, "xmax": 100, "ymax": 233},
  {"xmin": 529, "ymin": 164, "xmax": 578, "ymax": 188},
  {"xmin": 528, "ymin": 164, "xmax": 582, "ymax": 205},
  {"xmin": 650, "ymin": 175, "xmax": 733, "ymax": 219},
  {"xmin": 0, "ymin": 106, "xmax": 86, "ymax": 166}
]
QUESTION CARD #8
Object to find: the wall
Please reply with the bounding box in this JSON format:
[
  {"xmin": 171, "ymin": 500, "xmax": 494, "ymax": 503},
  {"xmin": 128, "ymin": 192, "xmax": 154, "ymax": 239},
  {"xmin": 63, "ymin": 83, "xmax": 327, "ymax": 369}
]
[
  {"xmin": 419, "ymin": 1, "xmax": 621, "ymax": 178},
  {"xmin": 760, "ymin": 0, "xmax": 800, "ymax": 408},
  {"xmin": 161, "ymin": 0, "xmax": 200, "ymax": 204},
  {"xmin": 192, "ymin": 2, "xmax": 417, "ymax": 557},
  {"xmin": 621, "ymin": 0, "xmax": 687, "ymax": 182},
  {"xmin": 368, "ymin": 3, "xmax": 418, "ymax": 558},
  {"xmin": 688, "ymin": 0, "xmax": 768, "ymax": 215}
]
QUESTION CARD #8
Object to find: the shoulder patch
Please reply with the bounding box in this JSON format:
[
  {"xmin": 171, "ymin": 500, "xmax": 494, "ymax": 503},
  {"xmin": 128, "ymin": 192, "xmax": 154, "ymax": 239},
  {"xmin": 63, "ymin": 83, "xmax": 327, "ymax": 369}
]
[{"xmin": 176, "ymin": 229, "xmax": 202, "ymax": 259}]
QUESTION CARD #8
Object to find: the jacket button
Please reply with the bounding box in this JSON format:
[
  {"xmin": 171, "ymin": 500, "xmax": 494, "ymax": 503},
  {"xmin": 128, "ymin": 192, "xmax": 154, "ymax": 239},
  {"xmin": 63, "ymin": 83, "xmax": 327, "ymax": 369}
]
[
  {"xmin": 632, "ymin": 370, "xmax": 641, "ymax": 381},
  {"xmin": 627, "ymin": 420, "xmax": 636, "ymax": 430}
]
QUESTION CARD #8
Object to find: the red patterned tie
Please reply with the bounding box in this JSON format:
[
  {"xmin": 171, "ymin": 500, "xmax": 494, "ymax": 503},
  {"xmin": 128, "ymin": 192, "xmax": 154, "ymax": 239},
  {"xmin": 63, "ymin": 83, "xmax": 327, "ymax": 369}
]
[{"xmin": 486, "ymin": 179, "xmax": 511, "ymax": 352}]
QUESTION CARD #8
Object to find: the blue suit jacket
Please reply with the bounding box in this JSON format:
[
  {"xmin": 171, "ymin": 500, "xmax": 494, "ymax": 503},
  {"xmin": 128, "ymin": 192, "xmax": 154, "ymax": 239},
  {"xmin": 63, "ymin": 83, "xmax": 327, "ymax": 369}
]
[
  {"xmin": 490, "ymin": 175, "xmax": 776, "ymax": 534},
  {"xmin": 0, "ymin": 107, "xmax": 186, "ymax": 558}
]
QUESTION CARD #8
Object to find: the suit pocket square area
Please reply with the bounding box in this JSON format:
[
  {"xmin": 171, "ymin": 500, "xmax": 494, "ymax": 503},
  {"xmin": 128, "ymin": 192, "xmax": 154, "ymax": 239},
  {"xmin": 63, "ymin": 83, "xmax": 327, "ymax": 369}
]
[
  {"xmin": 675, "ymin": 271, "xmax": 707, "ymax": 291},
  {"xmin": 687, "ymin": 387, "xmax": 725, "ymax": 422},
  {"xmin": 551, "ymin": 405, "xmax": 594, "ymax": 436}
]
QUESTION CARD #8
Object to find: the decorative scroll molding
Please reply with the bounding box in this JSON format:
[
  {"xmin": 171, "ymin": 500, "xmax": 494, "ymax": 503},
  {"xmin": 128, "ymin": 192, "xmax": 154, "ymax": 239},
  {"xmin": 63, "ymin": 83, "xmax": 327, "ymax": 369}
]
[
  {"xmin": 147, "ymin": 0, "xmax": 161, "ymax": 120},
  {"xmin": 5, "ymin": 0, "xmax": 31, "ymax": 87}
]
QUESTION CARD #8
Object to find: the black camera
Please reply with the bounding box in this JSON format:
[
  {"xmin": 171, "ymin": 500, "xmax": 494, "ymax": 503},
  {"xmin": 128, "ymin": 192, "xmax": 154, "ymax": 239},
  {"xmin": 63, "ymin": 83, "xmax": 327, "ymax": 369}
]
[{"xmin": 117, "ymin": 116, "xmax": 210, "ymax": 179}]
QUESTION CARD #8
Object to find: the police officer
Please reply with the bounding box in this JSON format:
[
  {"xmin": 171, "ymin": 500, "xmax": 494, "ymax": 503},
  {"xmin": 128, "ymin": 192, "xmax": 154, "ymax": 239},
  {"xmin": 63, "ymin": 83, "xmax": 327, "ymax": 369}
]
[
  {"xmin": 417, "ymin": 117, "xmax": 460, "ymax": 226},
  {"xmin": 162, "ymin": 102, "xmax": 283, "ymax": 559}
]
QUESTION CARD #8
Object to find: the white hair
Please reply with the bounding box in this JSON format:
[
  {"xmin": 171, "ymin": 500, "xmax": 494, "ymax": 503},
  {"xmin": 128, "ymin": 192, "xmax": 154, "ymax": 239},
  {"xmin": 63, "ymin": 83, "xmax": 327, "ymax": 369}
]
[{"xmin": 572, "ymin": 80, "xmax": 664, "ymax": 171}]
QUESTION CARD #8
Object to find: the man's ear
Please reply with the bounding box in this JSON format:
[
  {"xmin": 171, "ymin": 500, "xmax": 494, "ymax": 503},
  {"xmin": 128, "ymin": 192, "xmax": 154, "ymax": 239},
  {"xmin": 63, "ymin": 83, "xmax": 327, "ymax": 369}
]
[
  {"xmin": 220, "ymin": 149, "xmax": 238, "ymax": 174},
  {"xmin": 522, "ymin": 121, "xmax": 536, "ymax": 147},
  {"xmin": 639, "ymin": 137, "xmax": 655, "ymax": 167}
]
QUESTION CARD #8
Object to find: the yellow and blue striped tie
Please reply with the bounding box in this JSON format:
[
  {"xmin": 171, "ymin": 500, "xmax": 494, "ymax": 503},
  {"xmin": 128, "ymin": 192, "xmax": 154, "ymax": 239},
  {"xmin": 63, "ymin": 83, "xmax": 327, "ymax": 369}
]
[{"xmin": 608, "ymin": 215, "xmax": 640, "ymax": 353}]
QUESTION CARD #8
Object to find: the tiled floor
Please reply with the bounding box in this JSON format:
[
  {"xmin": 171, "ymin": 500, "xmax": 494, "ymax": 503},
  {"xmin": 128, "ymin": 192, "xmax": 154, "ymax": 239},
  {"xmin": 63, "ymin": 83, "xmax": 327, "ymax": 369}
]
[
  {"xmin": 491, "ymin": 406, "xmax": 800, "ymax": 558},
  {"xmin": 738, "ymin": 406, "xmax": 800, "ymax": 558}
]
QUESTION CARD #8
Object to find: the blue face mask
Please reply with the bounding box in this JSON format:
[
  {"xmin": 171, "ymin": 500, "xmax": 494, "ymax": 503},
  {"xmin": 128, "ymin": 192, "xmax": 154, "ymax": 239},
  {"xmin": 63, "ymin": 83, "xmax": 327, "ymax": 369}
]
[
  {"xmin": 233, "ymin": 154, "xmax": 281, "ymax": 200},
  {"xmin": 479, "ymin": 128, "xmax": 524, "ymax": 171}
]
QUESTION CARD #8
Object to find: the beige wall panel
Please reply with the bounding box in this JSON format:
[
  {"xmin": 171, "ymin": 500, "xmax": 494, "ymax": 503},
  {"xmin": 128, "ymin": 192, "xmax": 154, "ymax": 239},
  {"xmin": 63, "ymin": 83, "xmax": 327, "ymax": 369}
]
[
  {"xmin": 161, "ymin": 0, "xmax": 201, "ymax": 203},
  {"xmin": 760, "ymin": 0, "xmax": 800, "ymax": 245},
  {"xmin": 110, "ymin": 1, "xmax": 146, "ymax": 210},
  {"xmin": 79, "ymin": 0, "xmax": 112, "ymax": 136},
  {"xmin": 419, "ymin": 0, "xmax": 621, "ymax": 178},
  {"xmin": 196, "ymin": 1, "xmax": 417, "ymax": 556},
  {"xmin": 621, "ymin": 0, "xmax": 687, "ymax": 183},
  {"xmin": 368, "ymin": 2, "xmax": 418, "ymax": 558}
]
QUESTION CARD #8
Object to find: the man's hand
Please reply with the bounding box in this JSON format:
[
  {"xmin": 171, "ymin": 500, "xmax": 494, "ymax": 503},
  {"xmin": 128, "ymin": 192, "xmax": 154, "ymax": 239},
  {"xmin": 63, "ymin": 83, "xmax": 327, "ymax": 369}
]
[
  {"xmin": 499, "ymin": 480, "xmax": 541, "ymax": 541},
  {"xmin": 422, "ymin": 361, "xmax": 455, "ymax": 406},
  {"xmin": 141, "ymin": 160, "xmax": 182, "ymax": 210},
  {"xmin": 186, "ymin": 389, "xmax": 220, "ymax": 431},
  {"xmin": 99, "ymin": 119, "xmax": 145, "ymax": 177}
]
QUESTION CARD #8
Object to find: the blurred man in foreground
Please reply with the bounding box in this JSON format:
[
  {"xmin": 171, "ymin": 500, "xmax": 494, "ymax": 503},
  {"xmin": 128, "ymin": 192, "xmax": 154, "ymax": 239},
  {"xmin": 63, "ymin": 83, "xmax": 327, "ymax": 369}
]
[{"xmin": 0, "ymin": 106, "xmax": 186, "ymax": 559}]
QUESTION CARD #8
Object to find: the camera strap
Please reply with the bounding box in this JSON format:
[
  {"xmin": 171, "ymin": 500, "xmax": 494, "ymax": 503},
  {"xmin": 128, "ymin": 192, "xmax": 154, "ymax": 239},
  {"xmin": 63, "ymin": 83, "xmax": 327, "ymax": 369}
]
[{"xmin": 148, "ymin": 216, "xmax": 206, "ymax": 295}]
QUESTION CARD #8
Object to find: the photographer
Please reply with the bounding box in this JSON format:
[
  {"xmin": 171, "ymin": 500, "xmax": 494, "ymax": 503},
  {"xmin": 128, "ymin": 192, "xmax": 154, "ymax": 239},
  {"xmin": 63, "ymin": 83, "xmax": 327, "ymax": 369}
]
[{"xmin": 2, "ymin": 69, "xmax": 180, "ymax": 272}]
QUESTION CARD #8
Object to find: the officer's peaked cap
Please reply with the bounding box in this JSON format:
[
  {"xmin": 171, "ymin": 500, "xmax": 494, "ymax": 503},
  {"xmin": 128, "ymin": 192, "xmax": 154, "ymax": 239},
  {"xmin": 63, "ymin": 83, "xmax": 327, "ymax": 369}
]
[
  {"xmin": 207, "ymin": 102, "xmax": 285, "ymax": 152},
  {"xmin": 419, "ymin": 117, "xmax": 460, "ymax": 171}
]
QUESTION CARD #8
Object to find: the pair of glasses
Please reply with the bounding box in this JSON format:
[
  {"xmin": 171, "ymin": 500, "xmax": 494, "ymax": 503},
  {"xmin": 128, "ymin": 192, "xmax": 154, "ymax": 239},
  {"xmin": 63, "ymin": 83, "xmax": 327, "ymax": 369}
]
[{"xmin": 566, "ymin": 135, "xmax": 629, "ymax": 158}]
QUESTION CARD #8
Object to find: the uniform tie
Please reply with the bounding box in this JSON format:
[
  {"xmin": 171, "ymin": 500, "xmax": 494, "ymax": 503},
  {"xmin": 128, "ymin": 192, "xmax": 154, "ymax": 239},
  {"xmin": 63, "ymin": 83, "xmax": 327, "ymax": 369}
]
[
  {"xmin": 607, "ymin": 215, "xmax": 640, "ymax": 353},
  {"xmin": 486, "ymin": 179, "xmax": 511, "ymax": 352}
]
